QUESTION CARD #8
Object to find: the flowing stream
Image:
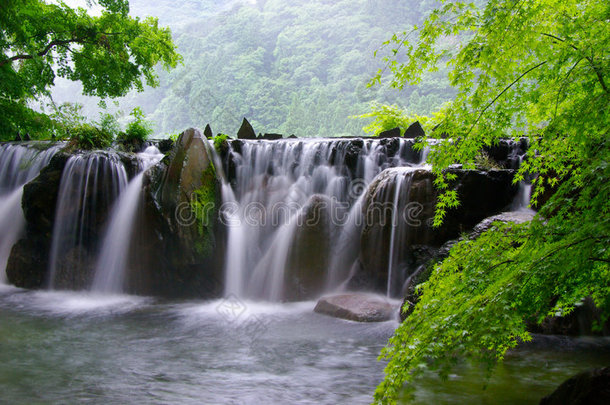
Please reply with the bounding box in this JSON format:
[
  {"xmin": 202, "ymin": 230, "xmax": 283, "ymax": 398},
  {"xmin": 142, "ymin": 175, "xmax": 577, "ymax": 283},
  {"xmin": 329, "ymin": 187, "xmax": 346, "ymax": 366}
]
[
  {"xmin": 0, "ymin": 287, "xmax": 608, "ymax": 404},
  {"xmin": 0, "ymin": 143, "xmax": 60, "ymax": 281},
  {"xmin": 91, "ymin": 147, "xmax": 164, "ymax": 293}
]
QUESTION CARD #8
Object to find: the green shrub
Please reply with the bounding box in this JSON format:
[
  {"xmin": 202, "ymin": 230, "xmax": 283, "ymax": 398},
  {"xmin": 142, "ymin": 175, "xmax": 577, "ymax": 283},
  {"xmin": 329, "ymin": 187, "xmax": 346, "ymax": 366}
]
[
  {"xmin": 69, "ymin": 123, "xmax": 114, "ymax": 149},
  {"xmin": 119, "ymin": 107, "xmax": 153, "ymax": 142},
  {"xmin": 213, "ymin": 133, "xmax": 229, "ymax": 153}
]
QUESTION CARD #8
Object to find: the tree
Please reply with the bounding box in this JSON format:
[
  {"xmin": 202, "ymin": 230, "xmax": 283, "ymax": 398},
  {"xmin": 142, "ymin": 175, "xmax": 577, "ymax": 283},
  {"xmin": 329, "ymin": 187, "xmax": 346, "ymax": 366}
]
[
  {"xmin": 371, "ymin": 0, "xmax": 610, "ymax": 402},
  {"xmin": 0, "ymin": 0, "xmax": 180, "ymax": 139}
]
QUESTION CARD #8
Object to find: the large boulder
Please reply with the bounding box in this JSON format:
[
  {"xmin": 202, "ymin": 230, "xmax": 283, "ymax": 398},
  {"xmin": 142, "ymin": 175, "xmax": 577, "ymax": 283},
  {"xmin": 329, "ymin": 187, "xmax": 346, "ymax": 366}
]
[
  {"xmin": 314, "ymin": 293, "xmax": 398, "ymax": 322},
  {"xmin": 354, "ymin": 167, "xmax": 518, "ymax": 294},
  {"xmin": 283, "ymin": 194, "xmax": 334, "ymax": 300},
  {"xmin": 132, "ymin": 128, "xmax": 223, "ymax": 297},
  {"xmin": 6, "ymin": 152, "xmax": 69, "ymax": 288},
  {"xmin": 540, "ymin": 367, "xmax": 610, "ymax": 405}
]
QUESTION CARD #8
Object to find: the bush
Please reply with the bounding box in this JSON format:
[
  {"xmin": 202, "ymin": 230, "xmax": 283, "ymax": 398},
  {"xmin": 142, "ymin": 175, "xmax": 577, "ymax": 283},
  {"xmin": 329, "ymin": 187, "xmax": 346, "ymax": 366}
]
[
  {"xmin": 118, "ymin": 107, "xmax": 153, "ymax": 142},
  {"xmin": 69, "ymin": 123, "xmax": 114, "ymax": 149}
]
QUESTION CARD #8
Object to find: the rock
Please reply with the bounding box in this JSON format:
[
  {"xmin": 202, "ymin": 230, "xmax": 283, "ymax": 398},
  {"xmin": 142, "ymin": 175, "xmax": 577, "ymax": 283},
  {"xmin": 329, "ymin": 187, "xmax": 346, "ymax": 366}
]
[
  {"xmin": 6, "ymin": 153, "xmax": 69, "ymax": 289},
  {"xmin": 404, "ymin": 121, "xmax": 425, "ymax": 139},
  {"xmin": 378, "ymin": 127, "xmax": 401, "ymax": 138},
  {"xmin": 483, "ymin": 138, "xmax": 528, "ymax": 169},
  {"xmin": 23, "ymin": 132, "xmax": 31, "ymax": 141},
  {"xmin": 14, "ymin": 132, "xmax": 22, "ymax": 141},
  {"xmin": 529, "ymin": 297, "xmax": 610, "ymax": 336},
  {"xmin": 356, "ymin": 167, "xmax": 518, "ymax": 294},
  {"xmin": 6, "ymin": 239, "xmax": 48, "ymax": 289},
  {"xmin": 157, "ymin": 138, "xmax": 174, "ymax": 153},
  {"xmin": 204, "ymin": 124, "xmax": 213, "ymax": 139},
  {"xmin": 262, "ymin": 133, "xmax": 283, "ymax": 140},
  {"xmin": 134, "ymin": 127, "xmax": 223, "ymax": 298},
  {"xmin": 540, "ymin": 367, "xmax": 610, "ymax": 405},
  {"xmin": 284, "ymin": 194, "xmax": 334, "ymax": 300},
  {"xmin": 237, "ymin": 118, "xmax": 256, "ymax": 139},
  {"xmin": 314, "ymin": 293, "xmax": 398, "ymax": 322},
  {"xmin": 288, "ymin": 134, "xmax": 297, "ymax": 138}
]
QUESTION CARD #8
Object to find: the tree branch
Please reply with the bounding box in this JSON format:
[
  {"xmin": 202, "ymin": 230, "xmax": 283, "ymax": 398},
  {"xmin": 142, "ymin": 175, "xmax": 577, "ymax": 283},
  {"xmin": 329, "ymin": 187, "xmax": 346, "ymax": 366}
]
[
  {"xmin": 0, "ymin": 37, "xmax": 85, "ymax": 67},
  {"xmin": 466, "ymin": 60, "xmax": 548, "ymax": 136},
  {"xmin": 541, "ymin": 32, "xmax": 609, "ymax": 94}
]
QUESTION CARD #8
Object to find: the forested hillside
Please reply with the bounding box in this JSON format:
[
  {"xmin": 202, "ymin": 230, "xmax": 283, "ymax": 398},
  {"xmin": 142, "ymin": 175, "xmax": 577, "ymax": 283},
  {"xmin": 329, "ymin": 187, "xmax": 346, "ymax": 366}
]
[{"xmin": 53, "ymin": 0, "xmax": 453, "ymax": 137}]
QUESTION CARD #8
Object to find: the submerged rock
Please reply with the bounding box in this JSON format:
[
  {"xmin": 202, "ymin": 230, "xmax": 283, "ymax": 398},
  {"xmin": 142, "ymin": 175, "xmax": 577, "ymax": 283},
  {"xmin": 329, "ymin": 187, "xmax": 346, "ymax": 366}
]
[
  {"xmin": 314, "ymin": 293, "xmax": 398, "ymax": 322},
  {"xmin": 540, "ymin": 367, "xmax": 610, "ymax": 405}
]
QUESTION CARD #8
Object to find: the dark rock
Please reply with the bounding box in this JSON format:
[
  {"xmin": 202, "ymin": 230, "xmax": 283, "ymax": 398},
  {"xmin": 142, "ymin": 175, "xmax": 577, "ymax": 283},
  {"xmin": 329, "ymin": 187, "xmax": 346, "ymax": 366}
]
[
  {"xmin": 284, "ymin": 194, "xmax": 334, "ymax": 300},
  {"xmin": 288, "ymin": 134, "xmax": 297, "ymax": 138},
  {"xmin": 262, "ymin": 133, "xmax": 283, "ymax": 140},
  {"xmin": 14, "ymin": 132, "xmax": 22, "ymax": 142},
  {"xmin": 314, "ymin": 293, "xmax": 398, "ymax": 322},
  {"xmin": 23, "ymin": 132, "xmax": 31, "ymax": 141},
  {"xmin": 404, "ymin": 121, "xmax": 425, "ymax": 139},
  {"xmin": 237, "ymin": 118, "xmax": 256, "ymax": 139},
  {"xmin": 204, "ymin": 124, "xmax": 213, "ymax": 139},
  {"xmin": 7, "ymin": 152, "xmax": 70, "ymax": 289},
  {"xmin": 357, "ymin": 168, "xmax": 518, "ymax": 294},
  {"xmin": 529, "ymin": 297, "xmax": 610, "ymax": 336},
  {"xmin": 6, "ymin": 239, "xmax": 48, "ymax": 289},
  {"xmin": 540, "ymin": 367, "xmax": 610, "ymax": 405},
  {"xmin": 483, "ymin": 138, "xmax": 528, "ymax": 169},
  {"xmin": 134, "ymin": 128, "xmax": 223, "ymax": 298},
  {"xmin": 378, "ymin": 127, "xmax": 401, "ymax": 138},
  {"xmin": 157, "ymin": 138, "xmax": 174, "ymax": 154}
]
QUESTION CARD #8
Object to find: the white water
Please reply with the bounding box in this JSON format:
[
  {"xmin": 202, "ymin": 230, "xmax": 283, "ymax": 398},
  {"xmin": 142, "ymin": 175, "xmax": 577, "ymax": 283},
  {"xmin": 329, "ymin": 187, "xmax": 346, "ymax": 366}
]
[
  {"xmin": 91, "ymin": 146, "xmax": 163, "ymax": 293},
  {"xmin": 0, "ymin": 143, "xmax": 60, "ymax": 282},
  {"xmin": 222, "ymin": 138, "xmax": 425, "ymax": 300},
  {"xmin": 48, "ymin": 153, "xmax": 128, "ymax": 289}
]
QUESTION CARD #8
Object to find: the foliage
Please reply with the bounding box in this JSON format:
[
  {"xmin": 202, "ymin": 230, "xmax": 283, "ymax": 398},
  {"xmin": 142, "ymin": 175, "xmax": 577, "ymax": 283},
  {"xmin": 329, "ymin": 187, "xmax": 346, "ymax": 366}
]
[
  {"xmin": 190, "ymin": 164, "xmax": 217, "ymax": 257},
  {"xmin": 119, "ymin": 107, "xmax": 153, "ymax": 142},
  {"xmin": 356, "ymin": 104, "xmax": 411, "ymax": 136},
  {"xmin": 0, "ymin": 0, "xmax": 181, "ymax": 140},
  {"xmin": 373, "ymin": 0, "xmax": 610, "ymax": 403},
  {"xmin": 213, "ymin": 133, "xmax": 229, "ymax": 153},
  {"xmin": 68, "ymin": 123, "xmax": 114, "ymax": 150},
  {"xmin": 60, "ymin": 0, "xmax": 454, "ymax": 137},
  {"xmin": 98, "ymin": 111, "xmax": 122, "ymax": 139}
]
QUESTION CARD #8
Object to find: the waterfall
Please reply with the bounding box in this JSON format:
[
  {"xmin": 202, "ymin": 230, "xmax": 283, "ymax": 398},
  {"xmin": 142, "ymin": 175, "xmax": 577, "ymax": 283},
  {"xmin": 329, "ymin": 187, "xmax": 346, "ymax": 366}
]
[
  {"xmin": 47, "ymin": 153, "xmax": 128, "ymax": 290},
  {"xmin": 0, "ymin": 143, "xmax": 60, "ymax": 282},
  {"xmin": 91, "ymin": 147, "xmax": 164, "ymax": 293},
  {"xmin": 221, "ymin": 138, "xmax": 424, "ymax": 301}
]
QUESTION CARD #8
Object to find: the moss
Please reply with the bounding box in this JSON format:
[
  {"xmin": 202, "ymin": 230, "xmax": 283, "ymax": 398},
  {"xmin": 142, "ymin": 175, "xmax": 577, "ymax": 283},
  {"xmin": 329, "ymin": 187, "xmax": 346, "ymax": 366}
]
[
  {"xmin": 213, "ymin": 133, "xmax": 229, "ymax": 153},
  {"xmin": 190, "ymin": 163, "xmax": 217, "ymax": 256}
]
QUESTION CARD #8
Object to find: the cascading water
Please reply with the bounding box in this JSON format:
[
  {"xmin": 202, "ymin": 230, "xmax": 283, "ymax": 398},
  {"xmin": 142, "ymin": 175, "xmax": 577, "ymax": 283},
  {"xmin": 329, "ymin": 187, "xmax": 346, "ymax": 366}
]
[
  {"xmin": 221, "ymin": 138, "xmax": 425, "ymax": 301},
  {"xmin": 91, "ymin": 146, "xmax": 164, "ymax": 293},
  {"xmin": 0, "ymin": 143, "xmax": 60, "ymax": 282},
  {"xmin": 47, "ymin": 153, "xmax": 128, "ymax": 289}
]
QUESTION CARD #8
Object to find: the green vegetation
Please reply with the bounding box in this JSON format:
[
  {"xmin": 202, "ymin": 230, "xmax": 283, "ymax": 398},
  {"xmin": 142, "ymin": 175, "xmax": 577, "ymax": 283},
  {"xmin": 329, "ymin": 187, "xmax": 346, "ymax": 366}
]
[
  {"xmin": 118, "ymin": 107, "xmax": 154, "ymax": 142},
  {"xmin": 213, "ymin": 134, "xmax": 229, "ymax": 153},
  {"xmin": 373, "ymin": 0, "xmax": 610, "ymax": 403},
  {"xmin": 0, "ymin": 0, "xmax": 180, "ymax": 140},
  {"xmin": 190, "ymin": 164, "xmax": 217, "ymax": 257},
  {"xmin": 54, "ymin": 0, "xmax": 455, "ymax": 137}
]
